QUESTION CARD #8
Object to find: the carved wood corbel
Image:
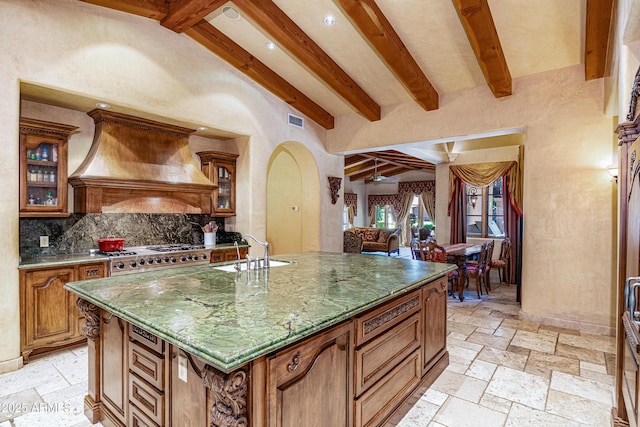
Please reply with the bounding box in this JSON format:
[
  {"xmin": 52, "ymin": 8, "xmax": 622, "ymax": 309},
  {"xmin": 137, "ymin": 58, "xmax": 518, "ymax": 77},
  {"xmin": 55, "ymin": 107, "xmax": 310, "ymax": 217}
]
[
  {"xmin": 202, "ymin": 365, "xmax": 249, "ymax": 426},
  {"xmin": 76, "ymin": 298, "xmax": 100, "ymax": 341}
]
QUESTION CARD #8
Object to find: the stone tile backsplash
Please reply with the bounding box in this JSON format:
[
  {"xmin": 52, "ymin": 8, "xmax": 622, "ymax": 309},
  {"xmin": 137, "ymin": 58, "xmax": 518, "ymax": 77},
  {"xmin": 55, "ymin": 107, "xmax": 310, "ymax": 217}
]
[{"xmin": 19, "ymin": 213, "xmax": 225, "ymax": 259}]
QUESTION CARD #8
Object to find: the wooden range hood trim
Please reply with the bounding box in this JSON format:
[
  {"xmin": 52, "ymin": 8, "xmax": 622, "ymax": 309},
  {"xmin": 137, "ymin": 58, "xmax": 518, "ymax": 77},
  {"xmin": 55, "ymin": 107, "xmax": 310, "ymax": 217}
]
[{"xmin": 69, "ymin": 109, "xmax": 216, "ymax": 214}]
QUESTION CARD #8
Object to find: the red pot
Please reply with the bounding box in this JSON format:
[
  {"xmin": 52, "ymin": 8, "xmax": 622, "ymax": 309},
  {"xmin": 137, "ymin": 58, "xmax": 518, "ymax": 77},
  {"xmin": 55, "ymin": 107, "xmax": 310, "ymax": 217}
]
[{"xmin": 97, "ymin": 237, "xmax": 125, "ymax": 252}]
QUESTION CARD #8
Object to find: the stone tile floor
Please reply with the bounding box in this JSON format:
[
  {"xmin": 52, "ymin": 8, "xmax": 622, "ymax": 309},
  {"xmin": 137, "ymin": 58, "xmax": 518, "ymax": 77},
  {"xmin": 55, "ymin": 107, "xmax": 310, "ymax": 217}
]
[
  {"xmin": 0, "ymin": 279, "xmax": 615, "ymax": 426},
  {"xmin": 388, "ymin": 282, "xmax": 616, "ymax": 427}
]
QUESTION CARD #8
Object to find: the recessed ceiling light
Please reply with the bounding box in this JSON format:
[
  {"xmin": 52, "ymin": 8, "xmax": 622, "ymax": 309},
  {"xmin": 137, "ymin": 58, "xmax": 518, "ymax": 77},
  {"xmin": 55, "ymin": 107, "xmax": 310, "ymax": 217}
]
[
  {"xmin": 324, "ymin": 15, "xmax": 335, "ymax": 26},
  {"xmin": 266, "ymin": 41, "xmax": 276, "ymax": 50},
  {"xmin": 197, "ymin": 126, "xmax": 208, "ymax": 131},
  {"xmin": 96, "ymin": 102, "xmax": 110, "ymax": 109},
  {"xmin": 222, "ymin": 6, "xmax": 240, "ymax": 20}
]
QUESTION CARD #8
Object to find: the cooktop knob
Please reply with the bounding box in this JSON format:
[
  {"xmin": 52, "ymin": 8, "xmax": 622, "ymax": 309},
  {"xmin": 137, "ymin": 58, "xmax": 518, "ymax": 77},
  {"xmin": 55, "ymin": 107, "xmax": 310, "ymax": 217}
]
[
  {"xmin": 192, "ymin": 254, "xmax": 199, "ymax": 261},
  {"xmin": 156, "ymin": 257, "xmax": 162, "ymax": 264},
  {"xmin": 201, "ymin": 254, "xmax": 208, "ymax": 260},
  {"xmin": 164, "ymin": 256, "xmax": 170, "ymax": 263},
  {"xmin": 116, "ymin": 262, "xmax": 125, "ymax": 269},
  {"xmin": 147, "ymin": 258, "xmax": 154, "ymax": 264},
  {"xmin": 180, "ymin": 256, "xmax": 187, "ymax": 262},
  {"xmin": 170, "ymin": 257, "xmax": 177, "ymax": 263},
  {"xmin": 130, "ymin": 261, "xmax": 137, "ymax": 268},
  {"xmin": 138, "ymin": 259, "xmax": 145, "ymax": 265}
]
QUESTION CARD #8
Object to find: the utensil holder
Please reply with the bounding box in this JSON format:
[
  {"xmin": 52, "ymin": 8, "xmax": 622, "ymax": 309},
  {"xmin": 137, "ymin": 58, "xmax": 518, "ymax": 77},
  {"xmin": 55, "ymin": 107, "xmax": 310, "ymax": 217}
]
[{"xmin": 204, "ymin": 232, "xmax": 216, "ymax": 248}]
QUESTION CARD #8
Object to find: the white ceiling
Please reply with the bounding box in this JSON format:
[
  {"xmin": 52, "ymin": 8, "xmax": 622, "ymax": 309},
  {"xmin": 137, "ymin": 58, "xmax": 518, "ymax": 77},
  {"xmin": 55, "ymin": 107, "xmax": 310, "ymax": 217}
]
[{"xmin": 207, "ymin": 0, "xmax": 584, "ymax": 118}]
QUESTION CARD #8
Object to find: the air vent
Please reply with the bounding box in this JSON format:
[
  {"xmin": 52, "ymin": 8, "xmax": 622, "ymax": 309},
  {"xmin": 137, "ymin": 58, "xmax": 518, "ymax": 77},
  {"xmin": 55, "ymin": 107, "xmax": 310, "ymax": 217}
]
[{"xmin": 288, "ymin": 114, "xmax": 304, "ymax": 129}]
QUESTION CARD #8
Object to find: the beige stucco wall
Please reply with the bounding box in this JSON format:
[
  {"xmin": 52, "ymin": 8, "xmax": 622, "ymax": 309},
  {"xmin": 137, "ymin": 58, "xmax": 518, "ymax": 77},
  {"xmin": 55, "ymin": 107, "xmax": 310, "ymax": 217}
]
[
  {"xmin": 329, "ymin": 66, "xmax": 618, "ymax": 334},
  {"xmin": 0, "ymin": 0, "xmax": 343, "ymax": 368}
]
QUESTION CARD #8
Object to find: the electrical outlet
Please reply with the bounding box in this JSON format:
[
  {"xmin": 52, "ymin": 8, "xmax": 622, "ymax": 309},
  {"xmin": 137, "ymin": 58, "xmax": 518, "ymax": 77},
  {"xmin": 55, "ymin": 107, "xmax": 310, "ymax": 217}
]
[{"xmin": 39, "ymin": 236, "xmax": 49, "ymax": 248}]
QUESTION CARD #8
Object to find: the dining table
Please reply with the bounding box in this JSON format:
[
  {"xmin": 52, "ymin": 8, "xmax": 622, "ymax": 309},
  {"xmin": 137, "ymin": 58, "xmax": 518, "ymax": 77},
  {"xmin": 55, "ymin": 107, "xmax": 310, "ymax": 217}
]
[{"xmin": 442, "ymin": 243, "xmax": 482, "ymax": 302}]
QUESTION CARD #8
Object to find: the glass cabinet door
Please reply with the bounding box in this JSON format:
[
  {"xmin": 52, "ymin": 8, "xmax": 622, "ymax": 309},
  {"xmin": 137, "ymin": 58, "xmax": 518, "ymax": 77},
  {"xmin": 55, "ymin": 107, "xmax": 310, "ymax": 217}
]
[
  {"xmin": 19, "ymin": 118, "xmax": 75, "ymax": 217},
  {"xmin": 217, "ymin": 165, "xmax": 233, "ymax": 210},
  {"xmin": 25, "ymin": 141, "xmax": 60, "ymax": 208}
]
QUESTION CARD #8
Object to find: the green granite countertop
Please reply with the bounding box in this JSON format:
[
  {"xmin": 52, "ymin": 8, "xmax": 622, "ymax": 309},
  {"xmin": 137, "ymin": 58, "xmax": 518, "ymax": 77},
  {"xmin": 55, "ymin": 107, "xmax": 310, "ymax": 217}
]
[
  {"xmin": 64, "ymin": 251, "xmax": 455, "ymax": 372},
  {"xmin": 19, "ymin": 253, "xmax": 110, "ymax": 269}
]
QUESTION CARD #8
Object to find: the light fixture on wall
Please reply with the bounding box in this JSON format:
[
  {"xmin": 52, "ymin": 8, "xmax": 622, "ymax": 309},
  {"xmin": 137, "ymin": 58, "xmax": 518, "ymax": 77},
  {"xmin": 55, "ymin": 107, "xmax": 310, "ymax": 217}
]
[
  {"xmin": 328, "ymin": 176, "xmax": 342, "ymax": 204},
  {"xmin": 467, "ymin": 186, "xmax": 478, "ymax": 208}
]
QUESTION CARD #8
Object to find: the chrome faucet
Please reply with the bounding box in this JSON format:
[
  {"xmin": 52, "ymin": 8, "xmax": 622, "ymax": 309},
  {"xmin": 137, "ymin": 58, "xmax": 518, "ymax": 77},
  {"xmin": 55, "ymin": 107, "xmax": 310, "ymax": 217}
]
[{"xmin": 242, "ymin": 234, "xmax": 270, "ymax": 268}]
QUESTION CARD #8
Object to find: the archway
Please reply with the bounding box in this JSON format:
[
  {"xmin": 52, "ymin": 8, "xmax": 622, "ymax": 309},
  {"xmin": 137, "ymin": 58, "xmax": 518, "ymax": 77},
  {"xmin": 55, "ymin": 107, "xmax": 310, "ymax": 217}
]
[{"xmin": 266, "ymin": 143, "xmax": 320, "ymax": 255}]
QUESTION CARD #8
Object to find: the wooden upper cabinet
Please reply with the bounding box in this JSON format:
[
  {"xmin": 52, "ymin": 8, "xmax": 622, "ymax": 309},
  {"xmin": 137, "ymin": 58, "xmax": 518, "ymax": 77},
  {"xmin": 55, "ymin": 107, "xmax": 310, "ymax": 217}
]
[
  {"xmin": 19, "ymin": 118, "xmax": 77, "ymax": 217},
  {"xmin": 197, "ymin": 151, "xmax": 239, "ymax": 216}
]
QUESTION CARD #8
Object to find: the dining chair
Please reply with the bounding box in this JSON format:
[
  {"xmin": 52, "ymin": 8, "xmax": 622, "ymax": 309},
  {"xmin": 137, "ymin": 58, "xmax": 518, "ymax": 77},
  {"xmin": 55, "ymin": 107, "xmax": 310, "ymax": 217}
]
[
  {"xmin": 420, "ymin": 242, "xmax": 460, "ymax": 298},
  {"xmin": 466, "ymin": 242, "xmax": 488, "ymax": 298},
  {"xmin": 491, "ymin": 238, "xmax": 511, "ymax": 284},
  {"xmin": 484, "ymin": 240, "xmax": 495, "ymax": 292}
]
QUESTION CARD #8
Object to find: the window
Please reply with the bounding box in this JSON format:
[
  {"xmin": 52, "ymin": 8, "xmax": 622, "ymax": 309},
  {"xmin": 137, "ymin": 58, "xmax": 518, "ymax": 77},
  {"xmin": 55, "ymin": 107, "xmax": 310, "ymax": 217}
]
[
  {"xmin": 375, "ymin": 205, "xmax": 396, "ymax": 229},
  {"xmin": 343, "ymin": 204, "xmax": 349, "ymax": 230},
  {"xmin": 466, "ymin": 177, "xmax": 505, "ymax": 238},
  {"xmin": 408, "ymin": 195, "xmax": 433, "ymax": 229}
]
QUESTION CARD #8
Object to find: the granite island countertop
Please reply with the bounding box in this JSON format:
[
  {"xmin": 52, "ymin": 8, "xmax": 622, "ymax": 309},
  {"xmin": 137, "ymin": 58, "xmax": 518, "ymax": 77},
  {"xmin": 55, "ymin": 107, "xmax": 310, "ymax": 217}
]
[{"xmin": 65, "ymin": 251, "xmax": 455, "ymax": 372}]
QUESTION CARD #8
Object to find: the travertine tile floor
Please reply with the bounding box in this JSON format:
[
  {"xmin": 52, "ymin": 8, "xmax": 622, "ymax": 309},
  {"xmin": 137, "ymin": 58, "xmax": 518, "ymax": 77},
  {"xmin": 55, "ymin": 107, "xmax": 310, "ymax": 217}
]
[
  {"xmin": 0, "ymin": 281, "xmax": 615, "ymax": 427},
  {"xmin": 389, "ymin": 282, "xmax": 616, "ymax": 427}
]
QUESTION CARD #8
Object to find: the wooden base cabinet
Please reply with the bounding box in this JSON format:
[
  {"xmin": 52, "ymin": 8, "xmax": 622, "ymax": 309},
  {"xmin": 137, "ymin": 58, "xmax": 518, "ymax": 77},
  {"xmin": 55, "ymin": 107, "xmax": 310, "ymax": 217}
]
[
  {"xmin": 210, "ymin": 245, "xmax": 248, "ymax": 264},
  {"xmin": 267, "ymin": 322, "xmax": 353, "ymax": 427},
  {"xmin": 19, "ymin": 262, "xmax": 106, "ymax": 362},
  {"xmin": 79, "ymin": 275, "xmax": 449, "ymax": 427}
]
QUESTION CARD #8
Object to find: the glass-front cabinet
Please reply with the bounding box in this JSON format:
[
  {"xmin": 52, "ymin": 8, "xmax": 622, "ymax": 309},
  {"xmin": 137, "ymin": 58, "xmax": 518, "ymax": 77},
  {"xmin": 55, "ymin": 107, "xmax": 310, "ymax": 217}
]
[
  {"xmin": 197, "ymin": 150, "xmax": 239, "ymax": 216},
  {"xmin": 19, "ymin": 118, "xmax": 77, "ymax": 217}
]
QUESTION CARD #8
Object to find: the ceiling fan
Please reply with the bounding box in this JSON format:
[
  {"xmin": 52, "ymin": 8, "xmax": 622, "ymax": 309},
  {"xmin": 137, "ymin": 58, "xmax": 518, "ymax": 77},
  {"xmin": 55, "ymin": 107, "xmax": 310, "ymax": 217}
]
[{"xmin": 369, "ymin": 158, "xmax": 396, "ymax": 183}]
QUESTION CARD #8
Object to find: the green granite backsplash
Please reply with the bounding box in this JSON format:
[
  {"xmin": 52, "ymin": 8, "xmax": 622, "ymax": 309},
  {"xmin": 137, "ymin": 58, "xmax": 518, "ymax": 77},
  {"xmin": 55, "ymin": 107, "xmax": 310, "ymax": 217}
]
[{"xmin": 20, "ymin": 213, "xmax": 229, "ymax": 259}]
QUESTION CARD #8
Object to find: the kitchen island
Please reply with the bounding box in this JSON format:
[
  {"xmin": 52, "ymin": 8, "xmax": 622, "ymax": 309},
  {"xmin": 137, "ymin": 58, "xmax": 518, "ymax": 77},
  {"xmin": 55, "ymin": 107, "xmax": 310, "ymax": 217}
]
[{"xmin": 65, "ymin": 251, "xmax": 455, "ymax": 427}]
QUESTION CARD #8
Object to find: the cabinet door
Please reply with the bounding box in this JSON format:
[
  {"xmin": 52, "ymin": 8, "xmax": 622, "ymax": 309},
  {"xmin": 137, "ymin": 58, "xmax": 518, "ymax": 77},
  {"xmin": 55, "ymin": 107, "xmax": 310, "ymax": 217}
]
[
  {"xmin": 21, "ymin": 267, "xmax": 77, "ymax": 351},
  {"xmin": 101, "ymin": 312, "xmax": 128, "ymax": 425},
  {"xmin": 268, "ymin": 322, "xmax": 352, "ymax": 427},
  {"xmin": 19, "ymin": 118, "xmax": 75, "ymax": 217},
  {"xmin": 422, "ymin": 278, "xmax": 447, "ymax": 374},
  {"xmin": 213, "ymin": 160, "xmax": 236, "ymax": 215}
]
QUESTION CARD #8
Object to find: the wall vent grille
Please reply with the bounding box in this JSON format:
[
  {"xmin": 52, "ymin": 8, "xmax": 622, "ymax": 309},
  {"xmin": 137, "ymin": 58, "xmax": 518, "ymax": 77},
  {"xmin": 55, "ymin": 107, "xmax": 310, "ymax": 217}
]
[{"xmin": 288, "ymin": 114, "xmax": 304, "ymax": 129}]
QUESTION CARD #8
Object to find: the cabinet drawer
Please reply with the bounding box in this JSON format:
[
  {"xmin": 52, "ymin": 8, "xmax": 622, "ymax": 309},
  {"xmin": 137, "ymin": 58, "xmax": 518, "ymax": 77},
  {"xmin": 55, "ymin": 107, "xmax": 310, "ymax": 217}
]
[
  {"xmin": 355, "ymin": 313, "xmax": 420, "ymax": 396},
  {"xmin": 129, "ymin": 373, "xmax": 164, "ymax": 426},
  {"xmin": 129, "ymin": 340, "xmax": 165, "ymax": 391},
  {"xmin": 129, "ymin": 403, "xmax": 160, "ymax": 427},
  {"xmin": 77, "ymin": 263, "xmax": 105, "ymax": 280},
  {"xmin": 354, "ymin": 290, "xmax": 420, "ymax": 346},
  {"xmin": 354, "ymin": 350, "xmax": 421, "ymax": 427},
  {"xmin": 129, "ymin": 324, "xmax": 164, "ymax": 354},
  {"xmin": 210, "ymin": 252, "xmax": 225, "ymax": 263}
]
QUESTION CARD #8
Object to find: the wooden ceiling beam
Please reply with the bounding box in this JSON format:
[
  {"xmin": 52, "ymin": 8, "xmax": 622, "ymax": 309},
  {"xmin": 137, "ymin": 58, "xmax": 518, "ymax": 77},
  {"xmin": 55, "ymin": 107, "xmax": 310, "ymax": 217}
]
[
  {"xmin": 186, "ymin": 21, "xmax": 335, "ymax": 129},
  {"xmin": 335, "ymin": 0, "xmax": 438, "ymax": 111},
  {"xmin": 232, "ymin": 0, "xmax": 381, "ymax": 121},
  {"xmin": 584, "ymin": 0, "xmax": 614, "ymax": 80},
  {"xmin": 452, "ymin": 0, "xmax": 511, "ymax": 98},
  {"xmin": 161, "ymin": 0, "xmax": 228, "ymax": 33},
  {"xmin": 349, "ymin": 163, "xmax": 397, "ymax": 181},
  {"xmin": 80, "ymin": 0, "xmax": 168, "ymax": 19},
  {"xmin": 344, "ymin": 154, "xmax": 368, "ymax": 167},
  {"xmin": 345, "ymin": 159, "xmax": 376, "ymax": 176},
  {"xmin": 360, "ymin": 152, "xmax": 433, "ymax": 170}
]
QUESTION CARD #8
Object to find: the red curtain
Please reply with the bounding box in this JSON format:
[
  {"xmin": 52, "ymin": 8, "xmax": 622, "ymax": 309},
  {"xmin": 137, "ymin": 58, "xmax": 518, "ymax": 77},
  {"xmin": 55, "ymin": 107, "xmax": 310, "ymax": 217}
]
[{"xmin": 448, "ymin": 177, "xmax": 466, "ymax": 244}]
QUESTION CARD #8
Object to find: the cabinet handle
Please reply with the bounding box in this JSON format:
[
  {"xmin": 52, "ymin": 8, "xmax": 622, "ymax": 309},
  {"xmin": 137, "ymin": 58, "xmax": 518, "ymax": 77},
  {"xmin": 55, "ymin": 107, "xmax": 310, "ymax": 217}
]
[
  {"xmin": 626, "ymin": 276, "xmax": 640, "ymax": 325},
  {"xmin": 85, "ymin": 269, "xmax": 100, "ymax": 277},
  {"xmin": 287, "ymin": 351, "xmax": 301, "ymax": 372}
]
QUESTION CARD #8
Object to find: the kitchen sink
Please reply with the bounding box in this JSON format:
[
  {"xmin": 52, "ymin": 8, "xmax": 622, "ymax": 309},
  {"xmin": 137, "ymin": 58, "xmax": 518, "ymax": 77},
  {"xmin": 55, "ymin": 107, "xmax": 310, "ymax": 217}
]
[{"xmin": 212, "ymin": 260, "xmax": 292, "ymax": 272}]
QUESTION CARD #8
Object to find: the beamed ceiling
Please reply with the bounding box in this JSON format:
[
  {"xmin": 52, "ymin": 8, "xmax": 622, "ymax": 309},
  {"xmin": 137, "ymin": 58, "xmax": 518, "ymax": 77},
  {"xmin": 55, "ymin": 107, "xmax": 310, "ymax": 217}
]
[{"xmin": 73, "ymin": 0, "xmax": 613, "ymax": 182}]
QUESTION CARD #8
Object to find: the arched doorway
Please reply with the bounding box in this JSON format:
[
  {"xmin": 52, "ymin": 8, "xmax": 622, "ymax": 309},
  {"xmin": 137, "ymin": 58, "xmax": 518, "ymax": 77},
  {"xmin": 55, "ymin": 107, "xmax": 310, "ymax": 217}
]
[{"xmin": 266, "ymin": 143, "xmax": 320, "ymax": 255}]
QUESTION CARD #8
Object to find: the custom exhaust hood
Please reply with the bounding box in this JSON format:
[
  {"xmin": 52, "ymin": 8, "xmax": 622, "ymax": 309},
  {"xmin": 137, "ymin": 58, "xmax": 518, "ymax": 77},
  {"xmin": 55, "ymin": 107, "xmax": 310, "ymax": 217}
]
[{"xmin": 69, "ymin": 109, "xmax": 216, "ymax": 213}]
